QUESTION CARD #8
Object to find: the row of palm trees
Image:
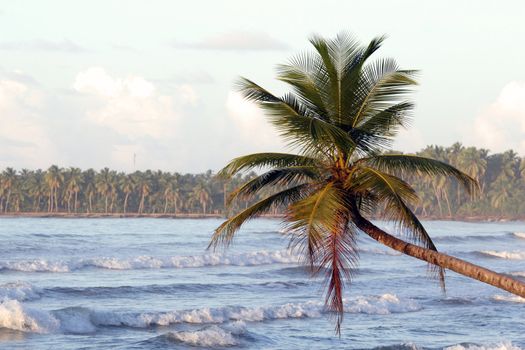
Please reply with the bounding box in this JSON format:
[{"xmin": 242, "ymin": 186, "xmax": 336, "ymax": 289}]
[
  {"xmin": 0, "ymin": 144, "xmax": 523, "ymax": 217},
  {"xmin": 408, "ymin": 143, "xmax": 525, "ymax": 218},
  {"xmin": 0, "ymin": 167, "xmax": 258, "ymax": 215}
]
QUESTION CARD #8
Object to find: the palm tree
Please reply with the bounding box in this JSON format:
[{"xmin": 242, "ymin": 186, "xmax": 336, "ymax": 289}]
[
  {"xmin": 119, "ymin": 175, "xmax": 136, "ymax": 214},
  {"xmin": 1, "ymin": 168, "xmax": 17, "ymax": 213},
  {"xmin": 190, "ymin": 183, "xmax": 213, "ymax": 214},
  {"xmin": 209, "ymin": 33, "xmax": 525, "ymax": 333},
  {"xmin": 96, "ymin": 168, "xmax": 113, "ymax": 213},
  {"xmin": 135, "ymin": 172, "xmax": 151, "ymax": 214},
  {"xmin": 65, "ymin": 168, "xmax": 83, "ymax": 213},
  {"xmin": 45, "ymin": 165, "xmax": 63, "ymax": 212}
]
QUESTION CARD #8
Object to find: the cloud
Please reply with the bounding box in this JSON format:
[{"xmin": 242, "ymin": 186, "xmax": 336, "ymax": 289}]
[
  {"xmin": 463, "ymin": 81, "xmax": 525, "ymax": 154},
  {"xmin": 225, "ymin": 91, "xmax": 284, "ymax": 151},
  {"xmin": 173, "ymin": 31, "xmax": 289, "ymax": 51},
  {"xmin": 0, "ymin": 76, "xmax": 60, "ymax": 168},
  {"xmin": 392, "ymin": 126, "xmax": 425, "ymax": 153},
  {"xmin": 0, "ymin": 70, "xmax": 290, "ymax": 173},
  {"xmin": 72, "ymin": 67, "xmax": 193, "ymax": 139},
  {"xmin": 0, "ymin": 39, "xmax": 87, "ymax": 53}
]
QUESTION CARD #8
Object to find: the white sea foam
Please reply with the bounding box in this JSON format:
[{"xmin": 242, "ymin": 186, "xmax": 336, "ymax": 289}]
[
  {"xmin": 166, "ymin": 321, "xmax": 246, "ymax": 347},
  {"xmin": 445, "ymin": 341, "xmax": 523, "ymax": 350},
  {"xmin": 512, "ymin": 232, "xmax": 525, "ymax": 239},
  {"xmin": 491, "ymin": 294, "xmax": 525, "ymax": 304},
  {"xmin": 509, "ymin": 271, "xmax": 525, "ymax": 278},
  {"xmin": 0, "ymin": 299, "xmax": 59, "ymax": 333},
  {"xmin": 0, "ymin": 281, "xmax": 42, "ymax": 301},
  {"xmin": 480, "ymin": 251, "xmax": 525, "ymax": 260},
  {"xmin": 0, "ymin": 294, "xmax": 420, "ymax": 334},
  {"xmin": 0, "ymin": 250, "xmax": 300, "ymax": 272}
]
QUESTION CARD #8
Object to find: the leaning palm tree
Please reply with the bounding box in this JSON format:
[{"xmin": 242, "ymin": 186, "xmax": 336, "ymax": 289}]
[{"xmin": 210, "ymin": 33, "xmax": 525, "ymax": 333}]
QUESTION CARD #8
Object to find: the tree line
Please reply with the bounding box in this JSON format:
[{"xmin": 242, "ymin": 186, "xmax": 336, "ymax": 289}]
[{"xmin": 0, "ymin": 143, "xmax": 524, "ymax": 218}]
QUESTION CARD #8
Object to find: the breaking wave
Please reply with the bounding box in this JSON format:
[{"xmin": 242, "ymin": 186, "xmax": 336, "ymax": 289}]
[
  {"xmin": 512, "ymin": 232, "xmax": 525, "ymax": 239},
  {"xmin": 0, "ymin": 281, "xmax": 43, "ymax": 301},
  {"xmin": 445, "ymin": 341, "xmax": 523, "ymax": 350},
  {"xmin": 479, "ymin": 251, "xmax": 525, "ymax": 260},
  {"xmin": 165, "ymin": 321, "xmax": 247, "ymax": 347},
  {"xmin": 0, "ymin": 250, "xmax": 300, "ymax": 272},
  {"xmin": 491, "ymin": 294, "xmax": 525, "ymax": 304},
  {"xmin": 0, "ymin": 293, "xmax": 420, "ymax": 334}
]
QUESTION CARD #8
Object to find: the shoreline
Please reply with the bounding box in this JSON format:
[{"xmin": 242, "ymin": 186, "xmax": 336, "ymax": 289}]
[{"xmin": 0, "ymin": 212, "xmax": 523, "ymax": 222}]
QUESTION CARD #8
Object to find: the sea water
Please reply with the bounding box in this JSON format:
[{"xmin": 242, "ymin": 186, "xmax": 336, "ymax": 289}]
[{"xmin": 0, "ymin": 218, "xmax": 524, "ymax": 349}]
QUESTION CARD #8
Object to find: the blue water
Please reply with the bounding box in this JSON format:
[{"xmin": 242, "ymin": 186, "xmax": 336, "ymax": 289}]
[{"xmin": 0, "ymin": 218, "xmax": 524, "ymax": 349}]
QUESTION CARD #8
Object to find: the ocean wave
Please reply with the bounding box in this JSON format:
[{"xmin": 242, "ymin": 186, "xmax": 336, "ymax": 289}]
[
  {"xmin": 0, "ymin": 293, "xmax": 420, "ymax": 334},
  {"xmin": 479, "ymin": 251, "xmax": 525, "ymax": 260},
  {"xmin": 0, "ymin": 250, "xmax": 301, "ymax": 272},
  {"xmin": 508, "ymin": 271, "xmax": 525, "ymax": 278},
  {"xmin": 512, "ymin": 232, "xmax": 525, "ymax": 239},
  {"xmin": 433, "ymin": 233, "xmax": 507, "ymax": 243},
  {"xmin": 491, "ymin": 294, "xmax": 525, "ymax": 304},
  {"xmin": 0, "ymin": 299, "xmax": 59, "ymax": 333},
  {"xmin": 165, "ymin": 321, "xmax": 247, "ymax": 347},
  {"xmin": 0, "ymin": 281, "xmax": 42, "ymax": 301},
  {"xmin": 47, "ymin": 280, "xmax": 308, "ymax": 297},
  {"xmin": 445, "ymin": 341, "xmax": 523, "ymax": 350}
]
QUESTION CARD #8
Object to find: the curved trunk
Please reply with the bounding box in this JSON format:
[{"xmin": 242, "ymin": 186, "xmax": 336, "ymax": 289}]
[
  {"xmin": 353, "ymin": 212, "xmax": 525, "ymax": 298},
  {"xmin": 123, "ymin": 193, "xmax": 129, "ymax": 214}
]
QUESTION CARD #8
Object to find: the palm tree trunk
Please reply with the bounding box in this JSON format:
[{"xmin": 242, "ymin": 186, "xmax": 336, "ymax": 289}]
[
  {"xmin": 123, "ymin": 193, "xmax": 129, "ymax": 214},
  {"xmin": 353, "ymin": 211, "xmax": 525, "ymax": 297},
  {"xmin": 431, "ymin": 185, "xmax": 443, "ymax": 217},
  {"xmin": 74, "ymin": 191, "xmax": 78, "ymax": 213},
  {"xmin": 4, "ymin": 190, "xmax": 11, "ymax": 213},
  {"xmin": 164, "ymin": 197, "xmax": 169, "ymax": 213},
  {"xmin": 443, "ymin": 190, "xmax": 453, "ymax": 218}
]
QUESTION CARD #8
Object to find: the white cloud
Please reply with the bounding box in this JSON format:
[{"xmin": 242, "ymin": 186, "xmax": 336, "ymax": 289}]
[
  {"xmin": 225, "ymin": 91, "xmax": 284, "ymax": 152},
  {"xmin": 174, "ymin": 31, "xmax": 289, "ymax": 51},
  {"xmin": 72, "ymin": 67, "xmax": 188, "ymax": 139},
  {"xmin": 464, "ymin": 81, "xmax": 525, "ymax": 154},
  {"xmin": 0, "ymin": 76, "xmax": 60, "ymax": 168}
]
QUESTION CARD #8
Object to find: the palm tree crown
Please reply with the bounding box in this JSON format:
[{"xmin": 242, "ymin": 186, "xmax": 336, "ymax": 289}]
[{"xmin": 210, "ymin": 33, "xmax": 484, "ymax": 333}]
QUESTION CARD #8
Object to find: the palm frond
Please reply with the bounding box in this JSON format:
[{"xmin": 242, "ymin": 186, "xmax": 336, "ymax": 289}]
[
  {"xmin": 276, "ymin": 52, "xmax": 332, "ymax": 120},
  {"xmin": 362, "ymin": 154, "xmax": 479, "ymax": 195},
  {"xmin": 209, "ymin": 183, "xmax": 312, "ymax": 249},
  {"xmin": 352, "ymin": 58, "xmax": 417, "ymax": 128},
  {"xmin": 285, "ymin": 182, "xmax": 358, "ymax": 334},
  {"xmin": 349, "ymin": 166, "xmax": 445, "ymax": 288},
  {"xmin": 227, "ymin": 166, "xmax": 320, "ymax": 205},
  {"xmin": 218, "ymin": 153, "xmax": 318, "ymax": 179}
]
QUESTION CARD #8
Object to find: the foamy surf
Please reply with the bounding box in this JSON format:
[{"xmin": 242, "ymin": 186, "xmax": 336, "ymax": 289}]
[
  {"xmin": 0, "ymin": 249, "xmax": 301, "ymax": 272},
  {"xmin": 165, "ymin": 321, "xmax": 247, "ymax": 347},
  {"xmin": 512, "ymin": 232, "xmax": 525, "ymax": 239},
  {"xmin": 0, "ymin": 294, "xmax": 420, "ymax": 334},
  {"xmin": 491, "ymin": 294, "xmax": 525, "ymax": 304},
  {"xmin": 445, "ymin": 341, "xmax": 523, "ymax": 350},
  {"xmin": 479, "ymin": 251, "xmax": 525, "ymax": 260},
  {"xmin": 0, "ymin": 281, "xmax": 42, "ymax": 301}
]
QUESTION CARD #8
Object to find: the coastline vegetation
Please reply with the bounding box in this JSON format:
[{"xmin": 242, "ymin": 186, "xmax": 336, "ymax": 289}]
[{"xmin": 0, "ymin": 144, "xmax": 524, "ymax": 219}]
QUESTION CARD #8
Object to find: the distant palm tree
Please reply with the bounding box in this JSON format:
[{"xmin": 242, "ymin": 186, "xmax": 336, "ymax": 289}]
[
  {"xmin": 119, "ymin": 175, "xmax": 136, "ymax": 214},
  {"xmin": 96, "ymin": 168, "xmax": 114, "ymax": 213},
  {"xmin": 65, "ymin": 167, "xmax": 83, "ymax": 213},
  {"xmin": 45, "ymin": 165, "xmax": 63, "ymax": 212},
  {"xmin": 190, "ymin": 183, "xmax": 213, "ymax": 214},
  {"xmin": 1, "ymin": 168, "xmax": 17, "ymax": 213},
  {"xmin": 210, "ymin": 33, "xmax": 525, "ymax": 333},
  {"xmin": 135, "ymin": 172, "xmax": 151, "ymax": 214}
]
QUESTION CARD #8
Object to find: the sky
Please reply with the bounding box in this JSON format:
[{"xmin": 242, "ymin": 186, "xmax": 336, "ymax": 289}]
[{"xmin": 1, "ymin": 0, "xmax": 525, "ymax": 173}]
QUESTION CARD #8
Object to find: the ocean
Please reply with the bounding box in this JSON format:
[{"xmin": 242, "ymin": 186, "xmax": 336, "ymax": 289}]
[{"xmin": 0, "ymin": 218, "xmax": 524, "ymax": 349}]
